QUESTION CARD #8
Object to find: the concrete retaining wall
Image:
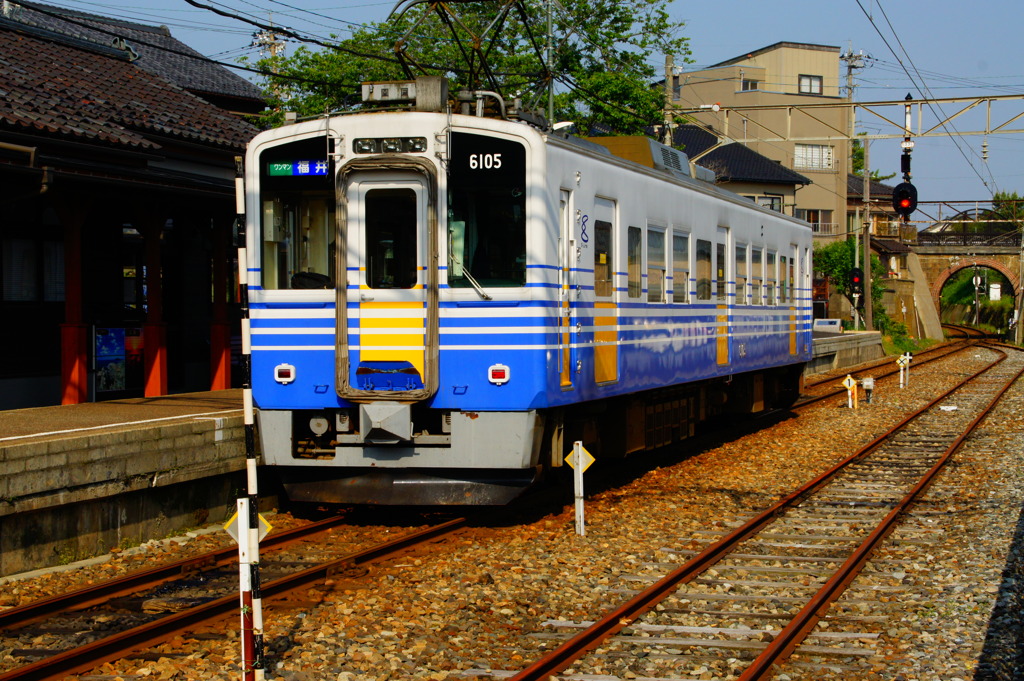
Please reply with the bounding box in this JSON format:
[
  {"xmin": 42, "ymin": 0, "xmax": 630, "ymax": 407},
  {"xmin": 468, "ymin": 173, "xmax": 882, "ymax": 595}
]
[
  {"xmin": 806, "ymin": 331, "xmax": 886, "ymax": 375},
  {"xmin": 0, "ymin": 415, "xmax": 248, "ymax": 576}
]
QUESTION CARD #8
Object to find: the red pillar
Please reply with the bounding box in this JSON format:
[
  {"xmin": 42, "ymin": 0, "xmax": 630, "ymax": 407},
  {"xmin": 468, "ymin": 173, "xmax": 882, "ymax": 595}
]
[
  {"xmin": 60, "ymin": 212, "xmax": 89, "ymax": 404},
  {"xmin": 210, "ymin": 218, "xmax": 232, "ymax": 390},
  {"xmin": 143, "ymin": 221, "xmax": 168, "ymax": 397}
]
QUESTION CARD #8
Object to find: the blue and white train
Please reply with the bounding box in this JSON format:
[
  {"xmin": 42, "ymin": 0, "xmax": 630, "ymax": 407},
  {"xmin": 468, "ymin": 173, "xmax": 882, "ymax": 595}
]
[{"xmin": 244, "ymin": 77, "xmax": 813, "ymax": 505}]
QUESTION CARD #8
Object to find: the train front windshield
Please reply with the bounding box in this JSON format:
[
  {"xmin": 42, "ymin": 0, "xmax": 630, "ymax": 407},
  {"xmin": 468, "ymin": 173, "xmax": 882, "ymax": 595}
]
[
  {"xmin": 258, "ymin": 137, "xmax": 336, "ymax": 290},
  {"xmin": 447, "ymin": 132, "xmax": 527, "ymax": 288}
]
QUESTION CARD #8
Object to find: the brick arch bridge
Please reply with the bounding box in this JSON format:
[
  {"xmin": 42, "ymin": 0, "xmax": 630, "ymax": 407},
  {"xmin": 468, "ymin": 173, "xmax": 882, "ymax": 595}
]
[
  {"xmin": 925, "ymin": 257, "xmax": 1021, "ymax": 309},
  {"xmin": 913, "ymin": 236, "xmax": 1021, "ymax": 312}
]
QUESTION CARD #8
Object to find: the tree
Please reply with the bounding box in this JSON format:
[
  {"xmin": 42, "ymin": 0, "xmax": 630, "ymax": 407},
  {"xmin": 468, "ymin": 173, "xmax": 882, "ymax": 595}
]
[
  {"xmin": 814, "ymin": 237, "xmax": 884, "ymax": 312},
  {"xmin": 850, "ymin": 135, "xmax": 896, "ymax": 182},
  {"xmin": 239, "ymin": 0, "xmax": 691, "ymax": 133}
]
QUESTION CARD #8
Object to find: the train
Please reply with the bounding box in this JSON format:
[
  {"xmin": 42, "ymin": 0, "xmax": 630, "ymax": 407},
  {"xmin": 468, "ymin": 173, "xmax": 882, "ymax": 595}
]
[{"xmin": 243, "ymin": 76, "xmax": 813, "ymax": 505}]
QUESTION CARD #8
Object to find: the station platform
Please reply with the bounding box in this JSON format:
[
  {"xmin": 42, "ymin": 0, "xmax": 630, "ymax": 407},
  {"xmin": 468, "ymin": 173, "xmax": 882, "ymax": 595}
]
[{"xmin": 0, "ymin": 390, "xmax": 248, "ymax": 576}]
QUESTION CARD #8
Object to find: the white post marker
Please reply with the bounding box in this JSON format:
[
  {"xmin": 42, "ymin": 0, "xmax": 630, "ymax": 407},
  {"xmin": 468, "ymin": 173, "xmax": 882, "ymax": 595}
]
[
  {"xmin": 565, "ymin": 441, "xmax": 595, "ymax": 537},
  {"xmin": 897, "ymin": 353, "xmax": 910, "ymax": 389},
  {"xmin": 842, "ymin": 374, "xmax": 857, "ymax": 409}
]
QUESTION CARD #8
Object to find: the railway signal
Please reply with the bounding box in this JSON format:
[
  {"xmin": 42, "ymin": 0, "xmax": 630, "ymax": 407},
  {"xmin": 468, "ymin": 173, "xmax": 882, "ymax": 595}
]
[
  {"xmin": 892, "ymin": 182, "xmax": 918, "ymax": 219},
  {"xmin": 850, "ymin": 267, "xmax": 864, "ymax": 296}
]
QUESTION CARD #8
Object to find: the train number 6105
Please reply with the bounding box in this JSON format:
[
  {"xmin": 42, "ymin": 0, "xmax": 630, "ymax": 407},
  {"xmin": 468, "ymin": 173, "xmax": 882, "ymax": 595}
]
[{"xmin": 468, "ymin": 153, "xmax": 502, "ymax": 170}]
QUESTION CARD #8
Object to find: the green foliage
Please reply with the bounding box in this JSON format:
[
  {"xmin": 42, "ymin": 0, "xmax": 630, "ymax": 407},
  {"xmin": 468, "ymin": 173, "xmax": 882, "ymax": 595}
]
[
  {"xmin": 813, "ymin": 238, "xmax": 884, "ymax": 310},
  {"xmin": 244, "ymin": 0, "xmax": 691, "ymax": 133},
  {"xmin": 851, "ymin": 135, "xmax": 896, "ymax": 182}
]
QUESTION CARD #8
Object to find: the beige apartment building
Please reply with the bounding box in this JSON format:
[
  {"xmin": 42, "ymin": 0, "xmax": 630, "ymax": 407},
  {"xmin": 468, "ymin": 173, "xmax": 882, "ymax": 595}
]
[{"xmin": 667, "ymin": 42, "xmax": 851, "ymax": 242}]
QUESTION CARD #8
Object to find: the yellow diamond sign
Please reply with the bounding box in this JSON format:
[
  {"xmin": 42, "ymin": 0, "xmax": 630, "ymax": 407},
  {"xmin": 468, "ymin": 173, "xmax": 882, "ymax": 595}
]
[{"xmin": 565, "ymin": 445, "xmax": 595, "ymax": 472}]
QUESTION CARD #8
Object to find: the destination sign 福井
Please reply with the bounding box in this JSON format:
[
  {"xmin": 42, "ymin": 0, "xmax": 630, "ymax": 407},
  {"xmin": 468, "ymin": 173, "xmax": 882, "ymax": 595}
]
[{"xmin": 268, "ymin": 160, "xmax": 329, "ymax": 176}]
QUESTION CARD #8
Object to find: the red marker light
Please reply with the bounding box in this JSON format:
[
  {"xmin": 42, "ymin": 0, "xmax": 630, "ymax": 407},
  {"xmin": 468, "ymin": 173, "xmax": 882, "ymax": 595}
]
[{"xmin": 488, "ymin": 364, "xmax": 511, "ymax": 385}]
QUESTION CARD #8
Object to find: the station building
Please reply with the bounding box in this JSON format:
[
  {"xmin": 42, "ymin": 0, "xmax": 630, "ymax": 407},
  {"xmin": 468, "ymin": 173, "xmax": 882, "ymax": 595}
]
[{"xmin": 0, "ymin": 1, "xmax": 263, "ymax": 408}]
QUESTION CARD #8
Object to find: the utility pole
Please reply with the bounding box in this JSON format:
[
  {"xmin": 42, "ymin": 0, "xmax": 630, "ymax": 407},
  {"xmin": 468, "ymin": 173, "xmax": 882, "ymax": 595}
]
[
  {"xmin": 862, "ymin": 139, "xmax": 873, "ymax": 330},
  {"xmin": 840, "ymin": 44, "xmax": 867, "ymax": 99},
  {"xmin": 664, "ymin": 55, "xmax": 675, "ymax": 145}
]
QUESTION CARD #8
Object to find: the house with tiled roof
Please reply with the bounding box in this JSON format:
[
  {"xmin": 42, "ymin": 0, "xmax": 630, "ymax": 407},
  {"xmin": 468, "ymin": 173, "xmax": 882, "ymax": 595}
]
[
  {"xmin": 2, "ymin": 0, "xmax": 264, "ymax": 116},
  {"xmin": 0, "ymin": 9, "xmax": 260, "ymax": 408},
  {"xmin": 671, "ymin": 124, "xmax": 810, "ymax": 215}
]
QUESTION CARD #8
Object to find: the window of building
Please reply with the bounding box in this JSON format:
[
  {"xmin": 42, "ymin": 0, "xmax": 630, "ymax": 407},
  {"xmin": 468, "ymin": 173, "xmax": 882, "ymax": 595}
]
[
  {"xmin": 794, "ymin": 144, "xmax": 834, "ymax": 170},
  {"xmin": 672, "ymin": 232, "xmax": 689, "ymax": 303},
  {"xmin": 795, "ymin": 208, "xmax": 835, "ymax": 235},
  {"xmin": 1, "ymin": 237, "xmax": 64, "ymax": 302},
  {"xmin": 647, "ymin": 228, "xmax": 666, "ymax": 303},
  {"xmin": 627, "ymin": 226, "xmax": 642, "ymax": 298},
  {"xmin": 799, "ymin": 74, "xmax": 823, "ymax": 94},
  {"xmin": 757, "ymin": 195, "xmax": 783, "ymax": 212},
  {"xmin": 741, "ymin": 78, "xmax": 759, "ymax": 91}
]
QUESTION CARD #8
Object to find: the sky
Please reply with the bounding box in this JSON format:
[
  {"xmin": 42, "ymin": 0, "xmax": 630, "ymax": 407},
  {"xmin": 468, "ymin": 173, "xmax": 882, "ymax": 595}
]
[{"xmin": 35, "ymin": 0, "xmax": 1024, "ymax": 216}]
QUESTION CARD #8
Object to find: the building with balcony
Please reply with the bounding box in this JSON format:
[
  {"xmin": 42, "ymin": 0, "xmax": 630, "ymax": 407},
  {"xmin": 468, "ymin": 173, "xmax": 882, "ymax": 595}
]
[{"xmin": 668, "ymin": 42, "xmax": 851, "ymax": 242}]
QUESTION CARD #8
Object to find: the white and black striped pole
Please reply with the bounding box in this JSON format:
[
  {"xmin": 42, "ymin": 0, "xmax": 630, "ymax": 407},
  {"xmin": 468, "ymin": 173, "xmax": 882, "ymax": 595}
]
[{"xmin": 234, "ymin": 155, "xmax": 265, "ymax": 681}]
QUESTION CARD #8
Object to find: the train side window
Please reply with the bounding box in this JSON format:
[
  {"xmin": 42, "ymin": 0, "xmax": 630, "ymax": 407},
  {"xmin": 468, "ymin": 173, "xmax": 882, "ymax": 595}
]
[
  {"xmin": 751, "ymin": 247, "xmax": 763, "ymax": 305},
  {"xmin": 780, "ymin": 255, "xmax": 788, "ymax": 302},
  {"xmin": 695, "ymin": 239, "xmax": 712, "ymax": 301},
  {"xmin": 735, "ymin": 243, "xmax": 748, "ymax": 305},
  {"xmin": 789, "ymin": 249, "xmax": 798, "ymax": 303},
  {"xmin": 593, "ymin": 220, "xmax": 613, "ymax": 297},
  {"xmin": 627, "ymin": 226, "xmax": 642, "ymax": 298},
  {"xmin": 647, "ymin": 228, "xmax": 665, "ymax": 303},
  {"xmin": 767, "ymin": 251, "xmax": 777, "ymax": 305},
  {"xmin": 715, "ymin": 238, "xmax": 727, "ymax": 302},
  {"xmin": 672, "ymin": 232, "xmax": 689, "ymax": 303}
]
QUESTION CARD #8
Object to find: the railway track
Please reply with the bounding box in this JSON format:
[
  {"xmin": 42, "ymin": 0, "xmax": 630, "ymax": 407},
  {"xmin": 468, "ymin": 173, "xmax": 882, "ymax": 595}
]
[
  {"xmin": 796, "ymin": 337, "xmax": 988, "ymax": 411},
  {"xmin": 0, "ymin": 517, "xmax": 467, "ymax": 681},
  {"xmin": 508, "ymin": 342, "xmax": 1024, "ymax": 680}
]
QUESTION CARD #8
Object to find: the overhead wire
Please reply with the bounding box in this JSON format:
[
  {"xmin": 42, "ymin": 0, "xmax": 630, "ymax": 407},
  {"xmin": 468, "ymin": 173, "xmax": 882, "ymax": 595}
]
[{"xmin": 854, "ymin": 0, "xmax": 996, "ymax": 194}]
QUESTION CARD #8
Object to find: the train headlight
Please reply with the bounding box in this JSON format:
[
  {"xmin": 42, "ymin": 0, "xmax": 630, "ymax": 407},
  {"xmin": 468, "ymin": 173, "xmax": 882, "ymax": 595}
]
[
  {"xmin": 354, "ymin": 138, "xmax": 378, "ymax": 154},
  {"xmin": 381, "ymin": 138, "xmax": 402, "ymax": 153},
  {"xmin": 488, "ymin": 364, "xmax": 510, "ymax": 386},
  {"xmin": 274, "ymin": 363, "xmax": 296, "ymax": 384}
]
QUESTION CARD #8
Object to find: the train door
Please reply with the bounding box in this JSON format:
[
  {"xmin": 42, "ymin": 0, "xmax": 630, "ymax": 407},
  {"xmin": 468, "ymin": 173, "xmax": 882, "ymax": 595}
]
[
  {"xmin": 336, "ymin": 167, "xmax": 439, "ymax": 401},
  {"xmin": 559, "ymin": 190, "xmax": 577, "ymax": 390},
  {"xmin": 592, "ymin": 197, "xmax": 618, "ymax": 383},
  {"xmin": 716, "ymin": 226, "xmax": 730, "ymax": 366}
]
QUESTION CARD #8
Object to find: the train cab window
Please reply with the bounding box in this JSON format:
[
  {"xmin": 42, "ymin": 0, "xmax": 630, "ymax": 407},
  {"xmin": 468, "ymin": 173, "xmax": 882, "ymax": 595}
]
[
  {"xmin": 695, "ymin": 239, "xmax": 712, "ymax": 301},
  {"xmin": 593, "ymin": 220, "xmax": 613, "ymax": 297},
  {"xmin": 735, "ymin": 244, "xmax": 748, "ymax": 305},
  {"xmin": 258, "ymin": 137, "xmax": 335, "ymax": 290},
  {"xmin": 647, "ymin": 228, "xmax": 666, "ymax": 303},
  {"xmin": 448, "ymin": 132, "xmax": 527, "ymax": 289},
  {"xmin": 366, "ymin": 188, "xmax": 417, "ymax": 289},
  {"xmin": 672, "ymin": 233, "xmax": 689, "ymax": 303},
  {"xmin": 766, "ymin": 251, "xmax": 777, "ymax": 305},
  {"xmin": 627, "ymin": 226, "xmax": 642, "ymax": 298},
  {"xmin": 751, "ymin": 247, "xmax": 763, "ymax": 305}
]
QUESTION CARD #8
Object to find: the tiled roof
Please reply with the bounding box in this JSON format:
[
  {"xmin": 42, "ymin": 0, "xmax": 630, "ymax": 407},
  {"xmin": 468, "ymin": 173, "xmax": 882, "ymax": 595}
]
[
  {"xmin": 847, "ymin": 173, "xmax": 896, "ymax": 199},
  {"xmin": 4, "ymin": 1, "xmax": 263, "ymax": 104},
  {"xmin": 672, "ymin": 125, "xmax": 810, "ymax": 186},
  {"xmin": 0, "ymin": 20, "xmax": 257, "ymax": 151}
]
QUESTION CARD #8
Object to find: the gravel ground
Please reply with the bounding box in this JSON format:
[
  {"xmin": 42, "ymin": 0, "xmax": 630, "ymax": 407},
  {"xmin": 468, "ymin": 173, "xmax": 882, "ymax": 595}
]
[{"xmin": 1, "ymin": 347, "xmax": 1022, "ymax": 681}]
